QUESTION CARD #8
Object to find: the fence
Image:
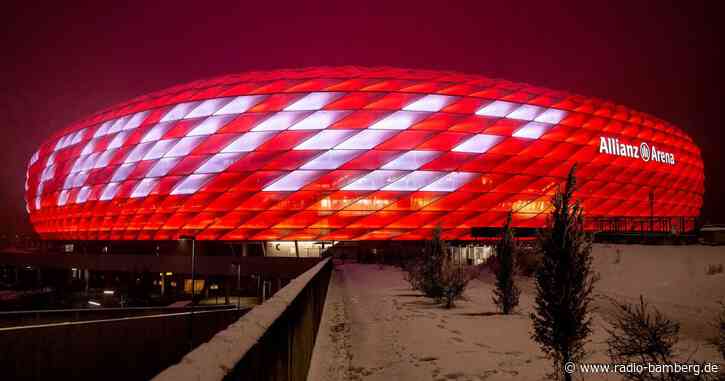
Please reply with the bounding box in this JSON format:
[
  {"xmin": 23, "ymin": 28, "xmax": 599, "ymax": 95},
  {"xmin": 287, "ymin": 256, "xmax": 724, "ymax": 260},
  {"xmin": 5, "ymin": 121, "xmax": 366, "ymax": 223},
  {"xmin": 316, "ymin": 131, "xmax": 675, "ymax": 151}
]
[
  {"xmin": 153, "ymin": 257, "xmax": 332, "ymax": 381},
  {"xmin": 0, "ymin": 307, "xmax": 249, "ymax": 380},
  {"xmin": 0, "ymin": 304, "xmax": 238, "ymax": 328}
]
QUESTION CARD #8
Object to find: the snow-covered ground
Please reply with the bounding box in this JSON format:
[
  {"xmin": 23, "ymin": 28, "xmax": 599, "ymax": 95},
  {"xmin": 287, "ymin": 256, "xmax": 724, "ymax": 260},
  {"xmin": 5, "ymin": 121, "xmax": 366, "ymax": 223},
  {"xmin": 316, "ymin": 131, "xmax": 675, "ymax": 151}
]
[{"xmin": 308, "ymin": 244, "xmax": 725, "ymax": 381}]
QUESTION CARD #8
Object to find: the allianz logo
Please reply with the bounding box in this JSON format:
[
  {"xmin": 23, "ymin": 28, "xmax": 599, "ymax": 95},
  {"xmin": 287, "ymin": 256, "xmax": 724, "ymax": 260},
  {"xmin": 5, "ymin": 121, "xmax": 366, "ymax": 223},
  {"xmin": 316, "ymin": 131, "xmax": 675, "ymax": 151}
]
[{"xmin": 599, "ymin": 136, "xmax": 675, "ymax": 165}]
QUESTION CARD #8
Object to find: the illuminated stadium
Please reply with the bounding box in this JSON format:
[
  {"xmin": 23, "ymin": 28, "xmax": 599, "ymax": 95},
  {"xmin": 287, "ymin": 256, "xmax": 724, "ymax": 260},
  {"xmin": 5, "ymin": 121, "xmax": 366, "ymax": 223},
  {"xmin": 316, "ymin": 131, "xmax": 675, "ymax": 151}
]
[{"xmin": 24, "ymin": 67, "xmax": 704, "ymax": 241}]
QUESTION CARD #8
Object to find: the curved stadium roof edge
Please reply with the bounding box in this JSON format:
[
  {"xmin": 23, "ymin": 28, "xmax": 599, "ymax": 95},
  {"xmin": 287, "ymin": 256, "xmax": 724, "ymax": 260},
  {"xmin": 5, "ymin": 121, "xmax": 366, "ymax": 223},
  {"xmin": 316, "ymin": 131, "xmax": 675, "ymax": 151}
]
[{"xmin": 49, "ymin": 66, "xmax": 695, "ymax": 145}]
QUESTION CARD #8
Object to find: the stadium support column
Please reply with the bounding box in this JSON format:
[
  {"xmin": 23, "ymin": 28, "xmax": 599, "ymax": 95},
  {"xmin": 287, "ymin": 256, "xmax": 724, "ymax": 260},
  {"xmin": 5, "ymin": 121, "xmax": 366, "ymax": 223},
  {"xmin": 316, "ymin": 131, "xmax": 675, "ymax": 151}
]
[
  {"xmin": 160, "ymin": 272, "xmax": 165, "ymax": 297},
  {"xmin": 36, "ymin": 267, "xmax": 42, "ymax": 290},
  {"xmin": 295, "ymin": 240, "xmax": 300, "ymax": 258},
  {"xmin": 649, "ymin": 190, "xmax": 655, "ymax": 232}
]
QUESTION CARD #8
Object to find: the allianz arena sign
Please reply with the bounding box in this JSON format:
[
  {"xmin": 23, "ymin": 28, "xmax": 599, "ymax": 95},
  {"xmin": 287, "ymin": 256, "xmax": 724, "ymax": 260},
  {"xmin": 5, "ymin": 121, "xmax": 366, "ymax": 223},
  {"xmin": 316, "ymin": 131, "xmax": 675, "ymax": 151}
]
[{"xmin": 598, "ymin": 136, "xmax": 676, "ymax": 165}]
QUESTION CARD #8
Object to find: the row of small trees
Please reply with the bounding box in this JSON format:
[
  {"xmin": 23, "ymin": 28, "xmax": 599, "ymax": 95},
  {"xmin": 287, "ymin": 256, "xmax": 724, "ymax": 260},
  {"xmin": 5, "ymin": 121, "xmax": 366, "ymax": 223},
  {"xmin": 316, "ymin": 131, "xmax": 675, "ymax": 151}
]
[
  {"xmin": 406, "ymin": 166, "xmax": 598, "ymax": 379},
  {"xmin": 406, "ymin": 165, "xmax": 725, "ymax": 380}
]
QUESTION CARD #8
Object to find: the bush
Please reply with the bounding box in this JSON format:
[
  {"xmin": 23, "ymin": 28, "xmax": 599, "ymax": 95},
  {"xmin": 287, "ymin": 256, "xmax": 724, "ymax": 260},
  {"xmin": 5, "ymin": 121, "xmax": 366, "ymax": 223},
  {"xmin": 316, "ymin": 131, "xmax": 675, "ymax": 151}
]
[
  {"xmin": 712, "ymin": 302, "xmax": 725, "ymax": 360},
  {"xmin": 516, "ymin": 245, "xmax": 542, "ymax": 277},
  {"xmin": 605, "ymin": 296, "xmax": 681, "ymax": 380},
  {"xmin": 437, "ymin": 259, "xmax": 471, "ymax": 309},
  {"xmin": 706, "ymin": 264, "xmax": 724, "ymax": 275},
  {"xmin": 405, "ymin": 227, "xmax": 472, "ymax": 308}
]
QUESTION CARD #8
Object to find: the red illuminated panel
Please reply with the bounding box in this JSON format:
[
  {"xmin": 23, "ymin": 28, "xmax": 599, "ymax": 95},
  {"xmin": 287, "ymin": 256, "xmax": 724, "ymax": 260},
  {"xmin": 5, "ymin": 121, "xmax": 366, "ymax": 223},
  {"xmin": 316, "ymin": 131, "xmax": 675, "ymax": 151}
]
[{"xmin": 26, "ymin": 67, "xmax": 704, "ymax": 241}]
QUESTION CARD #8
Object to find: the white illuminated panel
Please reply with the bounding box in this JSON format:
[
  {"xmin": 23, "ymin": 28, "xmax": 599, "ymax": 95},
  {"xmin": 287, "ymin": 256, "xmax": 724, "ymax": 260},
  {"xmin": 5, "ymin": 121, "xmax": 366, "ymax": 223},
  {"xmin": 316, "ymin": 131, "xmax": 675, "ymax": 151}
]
[
  {"xmin": 146, "ymin": 157, "xmax": 180, "ymax": 177},
  {"xmin": 164, "ymin": 136, "xmax": 205, "ymax": 157},
  {"xmin": 69, "ymin": 157, "xmax": 84, "ymax": 174},
  {"xmin": 141, "ymin": 122, "xmax": 172, "ymax": 143},
  {"xmin": 185, "ymin": 115, "xmax": 234, "ymax": 136},
  {"xmin": 289, "ymin": 110, "xmax": 349, "ymax": 130},
  {"xmin": 214, "ymin": 95, "xmax": 266, "ymax": 115},
  {"xmin": 70, "ymin": 129, "xmax": 86, "ymax": 145},
  {"xmin": 421, "ymin": 172, "xmax": 478, "ymax": 192},
  {"xmin": 512, "ymin": 122, "xmax": 551, "ymax": 139},
  {"xmin": 383, "ymin": 171, "xmax": 444, "ymax": 191},
  {"xmin": 80, "ymin": 139, "xmax": 95, "ymax": 156},
  {"xmin": 29, "ymin": 151, "xmax": 39, "ymax": 165},
  {"xmin": 403, "ymin": 94, "xmax": 457, "ymax": 112},
  {"xmin": 294, "ymin": 130, "xmax": 357, "ymax": 150},
  {"xmin": 284, "ymin": 92, "xmax": 343, "ymax": 111},
  {"xmin": 34, "ymin": 196, "xmax": 41, "ymax": 209},
  {"xmin": 131, "ymin": 178, "xmax": 158, "ymax": 198},
  {"xmin": 41, "ymin": 164, "xmax": 55, "ymax": 181},
  {"xmin": 57, "ymin": 190, "xmax": 69, "ymax": 206},
  {"xmin": 143, "ymin": 139, "xmax": 179, "ymax": 160},
  {"xmin": 94, "ymin": 120, "xmax": 113, "ymax": 138},
  {"xmin": 195, "ymin": 152, "xmax": 243, "ymax": 173},
  {"xmin": 54, "ymin": 135, "xmax": 68, "ymax": 151},
  {"xmin": 475, "ymin": 101, "xmax": 517, "ymax": 117},
  {"xmin": 452, "ymin": 134, "xmax": 503, "ymax": 153},
  {"xmin": 369, "ymin": 111, "xmax": 428, "ymax": 130},
  {"xmin": 100, "ymin": 182, "xmax": 121, "ymax": 201},
  {"xmin": 112, "ymin": 163, "xmax": 136, "ymax": 182},
  {"xmin": 80, "ymin": 152, "xmax": 99, "ymax": 171},
  {"xmin": 123, "ymin": 111, "xmax": 149, "ymax": 130},
  {"xmin": 507, "ymin": 104, "xmax": 544, "ymax": 121},
  {"xmin": 186, "ymin": 98, "xmax": 231, "ymax": 118},
  {"xmin": 76, "ymin": 186, "xmax": 92, "ymax": 203},
  {"xmin": 300, "ymin": 150, "xmax": 363, "ymax": 170},
  {"xmin": 342, "ymin": 170, "xmax": 407, "ymax": 191},
  {"xmin": 171, "ymin": 174, "xmax": 212, "ymax": 195},
  {"xmin": 381, "ymin": 150, "xmax": 441, "ymax": 170},
  {"xmin": 221, "ymin": 132, "xmax": 276, "ymax": 153},
  {"xmin": 107, "ymin": 131, "xmax": 130, "ymax": 149},
  {"xmin": 63, "ymin": 172, "xmax": 78, "ymax": 189},
  {"xmin": 108, "ymin": 116, "xmax": 129, "ymax": 135},
  {"xmin": 335, "ymin": 129, "xmax": 397, "ymax": 150},
  {"xmin": 263, "ymin": 170, "xmax": 323, "ymax": 191},
  {"xmin": 162, "ymin": 101, "xmax": 201, "ymax": 122},
  {"xmin": 534, "ymin": 108, "xmax": 567, "ymax": 124},
  {"xmin": 252, "ymin": 111, "xmax": 307, "ymax": 131},
  {"xmin": 93, "ymin": 149, "xmax": 117, "ymax": 169},
  {"xmin": 124, "ymin": 142, "xmax": 155, "ymax": 163},
  {"xmin": 72, "ymin": 171, "xmax": 88, "ymax": 188}
]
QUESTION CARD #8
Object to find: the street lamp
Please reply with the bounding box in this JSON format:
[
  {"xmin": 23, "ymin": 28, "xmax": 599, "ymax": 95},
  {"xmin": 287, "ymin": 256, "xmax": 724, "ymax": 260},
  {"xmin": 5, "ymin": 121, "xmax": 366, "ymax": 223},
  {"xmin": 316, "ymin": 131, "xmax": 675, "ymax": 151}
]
[{"xmin": 179, "ymin": 235, "xmax": 196, "ymax": 351}]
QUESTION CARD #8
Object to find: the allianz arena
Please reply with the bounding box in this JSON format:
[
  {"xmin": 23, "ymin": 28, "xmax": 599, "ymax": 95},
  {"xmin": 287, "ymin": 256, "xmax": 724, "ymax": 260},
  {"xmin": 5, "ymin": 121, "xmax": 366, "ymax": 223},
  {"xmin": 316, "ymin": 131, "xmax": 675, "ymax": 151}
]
[{"xmin": 24, "ymin": 67, "xmax": 704, "ymax": 241}]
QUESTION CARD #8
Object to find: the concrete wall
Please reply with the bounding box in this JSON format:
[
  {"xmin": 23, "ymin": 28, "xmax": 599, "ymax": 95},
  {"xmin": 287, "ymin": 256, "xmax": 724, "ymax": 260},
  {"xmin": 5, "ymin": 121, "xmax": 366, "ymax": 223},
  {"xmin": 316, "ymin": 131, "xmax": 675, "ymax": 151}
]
[
  {"xmin": 153, "ymin": 258, "xmax": 332, "ymax": 381},
  {"xmin": 0, "ymin": 307, "xmax": 248, "ymax": 380}
]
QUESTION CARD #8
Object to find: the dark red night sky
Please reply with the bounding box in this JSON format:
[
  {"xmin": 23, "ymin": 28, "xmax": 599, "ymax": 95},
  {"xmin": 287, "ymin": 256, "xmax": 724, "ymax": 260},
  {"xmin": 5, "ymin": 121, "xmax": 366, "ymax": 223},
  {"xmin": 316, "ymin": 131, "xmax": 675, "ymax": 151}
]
[{"xmin": 1, "ymin": 1, "xmax": 722, "ymax": 235}]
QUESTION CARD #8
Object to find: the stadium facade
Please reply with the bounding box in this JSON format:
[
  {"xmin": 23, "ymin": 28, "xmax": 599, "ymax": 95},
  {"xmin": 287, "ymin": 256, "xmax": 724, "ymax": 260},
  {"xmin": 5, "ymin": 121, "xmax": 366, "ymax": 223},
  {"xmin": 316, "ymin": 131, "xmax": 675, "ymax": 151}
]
[{"xmin": 24, "ymin": 67, "xmax": 704, "ymax": 241}]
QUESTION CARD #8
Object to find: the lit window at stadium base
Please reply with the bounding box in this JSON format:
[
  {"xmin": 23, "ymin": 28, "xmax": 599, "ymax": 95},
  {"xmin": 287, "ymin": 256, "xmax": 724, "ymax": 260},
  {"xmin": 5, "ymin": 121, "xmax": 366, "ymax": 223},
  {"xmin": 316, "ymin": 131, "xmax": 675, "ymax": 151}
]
[{"xmin": 25, "ymin": 67, "xmax": 703, "ymax": 241}]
